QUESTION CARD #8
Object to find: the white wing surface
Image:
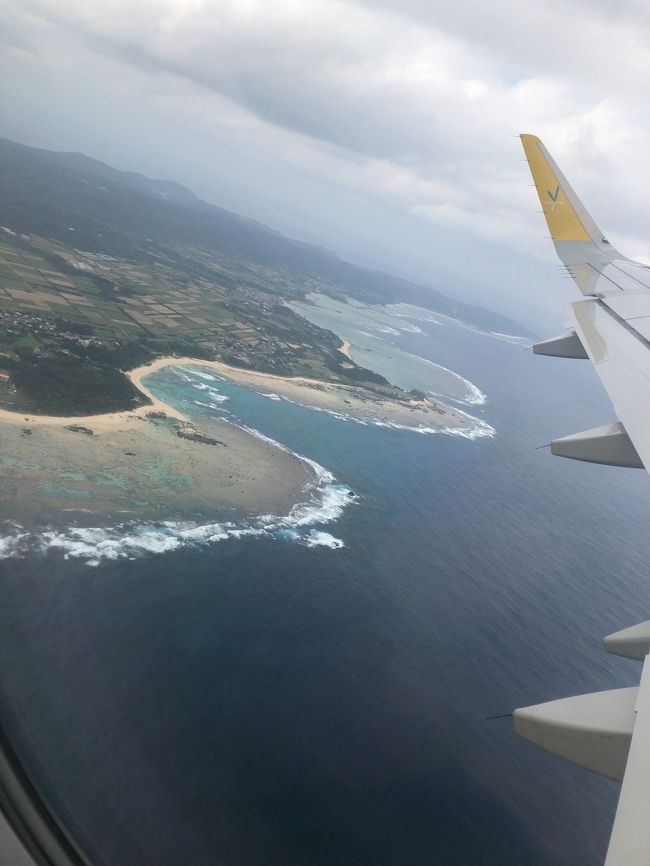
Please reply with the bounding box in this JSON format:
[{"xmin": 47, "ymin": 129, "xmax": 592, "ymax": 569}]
[{"xmin": 515, "ymin": 135, "xmax": 650, "ymax": 866}]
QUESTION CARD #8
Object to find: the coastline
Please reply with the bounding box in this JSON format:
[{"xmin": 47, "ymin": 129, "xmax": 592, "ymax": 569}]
[
  {"xmin": 0, "ymin": 360, "xmax": 322, "ymax": 530},
  {"xmin": 0, "ymin": 376, "xmax": 190, "ymax": 432},
  {"xmin": 129, "ymin": 356, "xmax": 473, "ymax": 432},
  {"xmin": 0, "ymin": 354, "xmax": 473, "ymax": 435},
  {"xmin": 0, "ymin": 352, "xmax": 479, "ymax": 535}
]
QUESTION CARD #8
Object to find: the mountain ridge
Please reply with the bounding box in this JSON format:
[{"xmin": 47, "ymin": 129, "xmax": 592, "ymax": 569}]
[{"xmin": 0, "ymin": 137, "xmax": 534, "ymax": 339}]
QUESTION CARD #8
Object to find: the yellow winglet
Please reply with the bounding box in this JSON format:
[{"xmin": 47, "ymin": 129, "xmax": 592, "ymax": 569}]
[{"xmin": 520, "ymin": 133, "xmax": 591, "ymax": 242}]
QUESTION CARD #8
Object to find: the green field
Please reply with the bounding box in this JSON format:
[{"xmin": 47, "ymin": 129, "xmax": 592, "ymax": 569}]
[{"xmin": 0, "ymin": 233, "xmax": 374, "ymax": 415}]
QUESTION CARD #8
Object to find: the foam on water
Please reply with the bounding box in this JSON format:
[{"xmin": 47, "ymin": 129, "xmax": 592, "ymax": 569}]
[
  {"xmin": 0, "ymin": 401, "xmax": 354, "ymax": 564},
  {"xmin": 0, "ymin": 350, "xmax": 492, "ymax": 564},
  {"xmin": 0, "ymin": 471, "xmax": 353, "ymax": 565},
  {"xmin": 187, "ymin": 370, "xmax": 219, "ymax": 382},
  {"xmin": 248, "ymin": 385, "xmax": 493, "ymax": 439},
  {"xmin": 169, "ymin": 366, "xmax": 226, "ymax": 387},
  {"xmin": 387, "ymin": 303, "xmax": 530, "ymax": 345},
  {"xmin": 398, "ymin": 323, "xmax": 424, "ymax": 335},
  {"xmin": 373, "ymin": 413, "xmax": 495, "ymax": 440},
  {"xmin": 290, "ymin": 299, "xmax": 487, "ymax": 408},
  {"xmin": 188, "ymin": 383, "xmax": 229, "ymax": 400},
  {"xmin": 0, "ymin": 526, "xmax": 30, "ymax": 558},
  {"xmin": 407, "ymin": 355, "xmax": 487, "ymax": 406},
  {"xmin": 192, "ymin": 399, "xmax": 230, "ymax": 411},
  {"xmin": 305, "ymin": 530, "xmax": 345, "ymax": 549}
]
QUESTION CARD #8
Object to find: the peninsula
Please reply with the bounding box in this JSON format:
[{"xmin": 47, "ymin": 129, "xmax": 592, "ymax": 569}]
[
  {"xmin": 0, "ymin": 351, "xmax": 472, "ymax": 530},
  {"xmin": 0, "ymin": 137, "xmax": 532, "ymax": 420},
  {"xmin": 0, "ymin": 137, "xmax": 501, "ymax": 530}
]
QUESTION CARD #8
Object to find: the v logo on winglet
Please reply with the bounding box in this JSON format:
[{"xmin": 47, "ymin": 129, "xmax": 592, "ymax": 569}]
[{"xmin": 546, "ymin": 185, "xmax": 563, "ymax": 211}]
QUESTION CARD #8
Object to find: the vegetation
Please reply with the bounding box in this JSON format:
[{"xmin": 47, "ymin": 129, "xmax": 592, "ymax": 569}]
[
  {"xmin": 0, "ymin": 137, "xmax": 533, "ymax": 336},
  {"xmin": 0, "ymin": 136, "xmax": 533, "ymax": 415},
  {"xmin": 10, "ymin": 357, "xmax": 148, "ymax": 416}
]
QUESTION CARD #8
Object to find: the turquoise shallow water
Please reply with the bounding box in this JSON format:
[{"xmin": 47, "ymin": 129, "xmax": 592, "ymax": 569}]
[
  {"xmin": 289, "ymin": 294, "xmax": 506, "ymax": 403},
  {"xmin": 1, "ymin": 303, "xmax": 649, "ymax": 865}
]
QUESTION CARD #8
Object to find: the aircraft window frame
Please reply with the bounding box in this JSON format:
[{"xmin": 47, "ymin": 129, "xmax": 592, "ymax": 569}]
[{"xmin": 0, "ymin": 719, "xmax": 90, "ymax": 866}]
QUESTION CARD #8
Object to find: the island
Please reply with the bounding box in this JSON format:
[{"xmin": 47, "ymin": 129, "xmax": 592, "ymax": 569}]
[
  {"xmin": 0, "ymin": 137, "xmax": 514, "ymax": 534},
  {"xmin": 0, "ymin": 350, "xmax": 473, "ymax": 531}
]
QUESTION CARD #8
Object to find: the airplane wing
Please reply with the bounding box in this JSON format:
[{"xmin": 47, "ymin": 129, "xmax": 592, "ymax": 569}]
[{"xmin": 514, "ymin": 134, "xmax": 650, "ymax": 866}]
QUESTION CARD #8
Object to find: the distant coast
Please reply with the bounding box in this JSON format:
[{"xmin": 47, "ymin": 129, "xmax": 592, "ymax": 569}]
[{"xmin": 339, "ymin": 340, "xmax": 353, "ymax": 359}]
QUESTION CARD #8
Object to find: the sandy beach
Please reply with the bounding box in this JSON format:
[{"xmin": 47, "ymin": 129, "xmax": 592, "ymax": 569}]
[
  {"xmin": 0, "ymin": 354, "xmax": 471, "ymax": 434},
  {"xmin": 129, "ymin": 356, "xmax": 472, "ymax": 432},
  {"xmin": 0, "ymin": 359, "xmax": 321, "ymax": 529},
  {"xmin": 0, "ymin": 353, "xmax": 474, "ymax": 530},
  {"xmin": 0, "ymin": 375, "xmax": 189, "ymax": 432},
  {"xmin": 339, "ymin": 340, "xmax": 352, "ymax": 359}
]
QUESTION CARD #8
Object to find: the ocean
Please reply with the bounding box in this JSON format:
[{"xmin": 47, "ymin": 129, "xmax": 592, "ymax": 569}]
[{"xmin": 1, "ymin": 299, "xmax": 649, "ymax": 865}]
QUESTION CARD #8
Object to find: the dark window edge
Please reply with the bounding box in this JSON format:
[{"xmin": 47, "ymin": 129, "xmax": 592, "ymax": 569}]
[{"xmin": 0, "ymin": 723, "xmax": 91, "ymax": 866}]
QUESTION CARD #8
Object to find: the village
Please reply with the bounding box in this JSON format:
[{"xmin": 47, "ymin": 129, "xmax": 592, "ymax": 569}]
[{"xmin": 0, "ymin": 231, "xmax": 364, "ymax": 414}]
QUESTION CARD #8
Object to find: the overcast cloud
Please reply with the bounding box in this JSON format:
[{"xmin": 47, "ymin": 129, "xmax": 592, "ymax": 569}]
[{"xmin": 2, "ymin": 0, "xmax": 650, "ymax": 330}]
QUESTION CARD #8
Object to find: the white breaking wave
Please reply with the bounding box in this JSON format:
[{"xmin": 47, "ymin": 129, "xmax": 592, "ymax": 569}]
[
  {"xmin": 0, "ymin": 357, "xmax": 494, "ymax": 564},
  {"xmin": 398, "ymin": 323, "xmax": 424, "ymax": 335},
  {"xmin": 373, "ymin": 413, "xmax": 495, "ymax": 440},
  {"xmin": 249, "ymin": 385, "xmax": 493, "ymax": 439},
  {"xmin": 0, "ymin": 482, "xmax": 354, "ymax": 565},
  {"xmin": 0, "ymin": 527, "xmax": 30, "ymax": 558},
  {"xmin": 389, "ymin": 306, "xmax": 445, "ymax": 327},
  {"xmin": 192, "ymin": 396, "xmax": 228, "ymax": 409},
  {"xmin": 441, "ymin": 413, "xmax": 495, "ymax": 440},
  {"xmin": 305, "ymin": 530, "xmax": 344, "ymax": 549},
  {"xmin": 168, "ymin": 368, "xmax": 231, "ymax": 410},
  {"xmin": 0, "ymin": 411, "xmax": 355, "ymax": 564},
  {"xmin": 179, "ymin": 364, "xmax": 494, "ymax": 452},
  {"xmin": 189, "ymin": 382, "xmax": 228, "ymax": 399},
  {"xmin": 328, "ymin": 324, "xmax": 485, "ymax": 407},
  {"xmin": 187, "ymin": 370, "xmax": 219, "ymax": 382},
  {"xmin": 491, "ymin": 331, "xmax": 530, "ymax": 344},
  {"xmin": 408, "ymin": 355, "xmax": 487, "ymax": 406},
  {"xmin": 387, "ymin": 304, "xmax": 529, "ymax": 345},
  {"xmin": 192, "ymin": 400, "xmax": 220, "ymax": 410},
  {"xmin": 170, "ymin": 366, "xmax": 226, "ymax": 386},
  {"xmin": 341, "ymin": 346, "xmax": 486, "ymax": 408}
]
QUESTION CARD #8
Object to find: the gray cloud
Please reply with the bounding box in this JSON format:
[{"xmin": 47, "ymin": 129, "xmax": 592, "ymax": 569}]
[{"xmin": 2, "ymin": 0, "xmax": 650, "ymax": 330}]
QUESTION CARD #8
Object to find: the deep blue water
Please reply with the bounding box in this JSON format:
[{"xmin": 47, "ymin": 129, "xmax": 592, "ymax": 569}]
[{"xmin": 1, "ymin": 309, "xmax": 650, "ymax": 865}]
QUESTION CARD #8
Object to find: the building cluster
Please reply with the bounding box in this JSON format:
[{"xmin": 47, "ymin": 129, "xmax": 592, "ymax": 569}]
[{"xmin": 0, "ymin": 309, "xmax": 103, "ymax": 361}]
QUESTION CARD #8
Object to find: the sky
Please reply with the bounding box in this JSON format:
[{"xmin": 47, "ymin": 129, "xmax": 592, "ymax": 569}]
[{"xmin": 2, "ymin": 0, "xmax": 650, "ymax": 332}]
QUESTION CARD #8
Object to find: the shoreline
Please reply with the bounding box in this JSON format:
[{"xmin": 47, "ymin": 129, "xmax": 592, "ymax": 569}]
[
  {"xmin": 0, "ymin": 375, "xmax": 189, "ymax": 432},
  {"xmin": 129, "ymin": 356, "xmax": 473, "ymax": 432},
  {"xmin": 339, "ymin": 339, "xmax": 352, "ymax": 359},
  {"xmin": 0, "ymin": 352, "xmax": 481, "ymax": 541},
  {"xmin": 0, "ymin": 352, "xmax": 475, "ymax": 437},
  {"xmin": 0, "ymin": 359, "xmax": 327, "ymax": 531}
]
